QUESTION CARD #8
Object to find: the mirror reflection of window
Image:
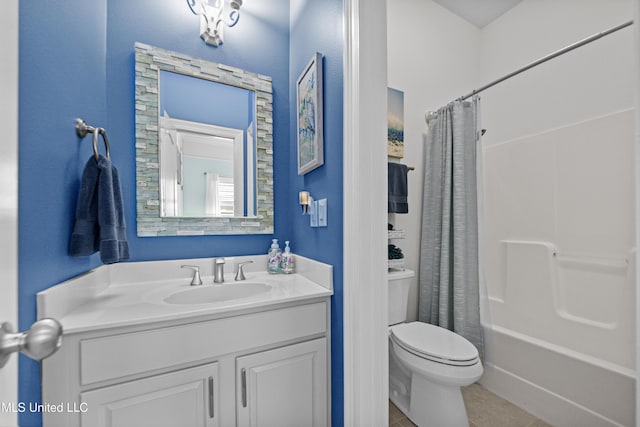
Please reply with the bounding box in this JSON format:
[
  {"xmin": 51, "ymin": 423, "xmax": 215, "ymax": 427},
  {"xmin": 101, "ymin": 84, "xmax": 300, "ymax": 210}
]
[{"xmin": 205, "ymin": 173, "xmax": 234, "ymax": 216}]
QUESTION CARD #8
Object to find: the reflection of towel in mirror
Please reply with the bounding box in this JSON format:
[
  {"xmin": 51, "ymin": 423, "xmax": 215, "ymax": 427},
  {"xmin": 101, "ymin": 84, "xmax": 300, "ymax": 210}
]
[
  {"xmin": 388, "ymin": 163, "xmax": 408, "ymax": 213},
  {"xmin": 70, "ymin": 155, "xmax": 130, "ymax": 264}
]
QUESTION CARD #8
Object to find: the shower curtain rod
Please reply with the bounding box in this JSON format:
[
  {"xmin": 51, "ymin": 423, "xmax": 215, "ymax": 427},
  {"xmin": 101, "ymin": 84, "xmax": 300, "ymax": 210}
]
[{"xmin": 456, "ymin": 20, "xmax": 634, "ymax": 102}]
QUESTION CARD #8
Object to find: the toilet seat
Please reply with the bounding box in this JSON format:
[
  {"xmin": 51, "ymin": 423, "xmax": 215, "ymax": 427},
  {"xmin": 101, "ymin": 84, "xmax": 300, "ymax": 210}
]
[{"xmin": 390, "ymin": 322, "xmax": 479, "ymax": 367}]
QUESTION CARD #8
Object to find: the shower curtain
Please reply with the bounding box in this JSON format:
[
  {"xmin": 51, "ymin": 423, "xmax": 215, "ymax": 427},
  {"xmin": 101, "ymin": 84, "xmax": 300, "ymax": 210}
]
[{"xmin": 419, "ymin": 97, "xmax": 484, "ymax": 357}]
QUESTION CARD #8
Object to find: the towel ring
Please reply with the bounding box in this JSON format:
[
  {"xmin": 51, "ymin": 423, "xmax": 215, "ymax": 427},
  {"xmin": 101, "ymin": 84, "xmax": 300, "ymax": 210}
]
[
  {"xmin": 91, "ymin": 128, "xmax": 111, "ymax": 162},
  {"xmin": 76, "ymin": 118, "xmax": 111, "ymax": 162}
]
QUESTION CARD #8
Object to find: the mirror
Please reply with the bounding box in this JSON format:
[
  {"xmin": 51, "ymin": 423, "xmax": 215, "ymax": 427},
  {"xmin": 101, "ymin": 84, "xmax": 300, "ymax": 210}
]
[
  {"xmin": 134, "ymin": 43, "xmax": 274, "ymax": 236},
  {"xmin": 159, "ymin": 70, "xmax": 256, "ymax": 218}
]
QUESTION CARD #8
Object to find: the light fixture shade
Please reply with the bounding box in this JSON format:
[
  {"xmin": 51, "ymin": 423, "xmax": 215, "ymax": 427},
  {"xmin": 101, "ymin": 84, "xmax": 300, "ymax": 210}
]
[
  {"xmin": 200, "ymin": 5, "xmax": 224, "ymax": 46},
  {"xmin": 299, "ymin": 191, "xmax": 311, "ymax": 214},
  {"xmin": 188, "ymin": 0, "xmax": 244, "ymax": 47}
]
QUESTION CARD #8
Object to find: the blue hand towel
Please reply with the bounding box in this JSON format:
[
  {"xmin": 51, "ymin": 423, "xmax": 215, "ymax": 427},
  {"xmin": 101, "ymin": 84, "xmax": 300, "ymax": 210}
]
[
  {"xmin": 96, "ymin": 156, "xmax": 129, "ymax": 263},
  {"xmin": 70, "ymin": 156, "xmax": 100, "ymax": 256},
  {"xmin": 388, "ymin": 163, "xmax": 408, "ymax": 213},
  {"xmin": 70, "ymin": 155, "xmax": 129, "ymax": 264}
]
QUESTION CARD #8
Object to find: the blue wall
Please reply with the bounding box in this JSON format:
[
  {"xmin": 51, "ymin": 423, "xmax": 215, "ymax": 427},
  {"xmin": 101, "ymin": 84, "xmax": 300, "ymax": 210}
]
[
  {"xmin": 290, "ymin": 0, "xmax": 344, "ymax": 425},
  {"xmin": 19, "ymin": 0, "xmax": 343, "ymax": 426},
  {"xmin": 19, "ymin": 1, "xmax": 108, "ymax": 425}
]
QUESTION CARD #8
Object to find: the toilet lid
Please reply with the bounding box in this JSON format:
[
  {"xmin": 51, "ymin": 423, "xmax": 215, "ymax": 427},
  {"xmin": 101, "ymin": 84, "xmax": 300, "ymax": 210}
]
[{"xmin": 390, "ymin": 322, "xmax": 479, "ymax": 366}]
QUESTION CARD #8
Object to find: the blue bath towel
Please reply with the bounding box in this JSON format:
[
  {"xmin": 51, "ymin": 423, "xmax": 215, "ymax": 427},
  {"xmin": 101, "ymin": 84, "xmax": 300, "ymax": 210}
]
[
  {"xmin": 388, "ymin": 163, "xmax": 408, "ymax": 213},
  {"xmin": 70, "ymin": 155, "xmax": 129, "ymax": 264}
]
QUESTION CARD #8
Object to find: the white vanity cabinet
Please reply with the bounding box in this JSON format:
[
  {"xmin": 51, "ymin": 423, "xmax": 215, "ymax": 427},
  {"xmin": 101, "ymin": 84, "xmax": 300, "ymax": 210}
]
[
  {"xmin": 236, "ymin": 338, "xmax": 327, "ymax": 427},
  {"xmin": 42, "ymin": 300, "xmax": 330, "ymax": 427},
  {"xmin": 80, "ymin": 363, "xmax": 220, "ymax": 427}
]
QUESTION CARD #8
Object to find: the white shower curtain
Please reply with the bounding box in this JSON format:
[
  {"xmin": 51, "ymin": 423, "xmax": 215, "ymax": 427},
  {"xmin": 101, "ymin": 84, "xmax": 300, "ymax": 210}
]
[{"xmin": 419, "ymin": 97, "xmax": 484, "ymax": 357}]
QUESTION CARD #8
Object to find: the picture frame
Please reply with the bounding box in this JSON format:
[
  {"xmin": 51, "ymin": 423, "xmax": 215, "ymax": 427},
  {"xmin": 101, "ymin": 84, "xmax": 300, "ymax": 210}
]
[
  {"xmin": 297, "ymin": 52, "xmax": 324, "ymax": 175},
  {"xmin": 387, "ymin": 87, "xmax": 405, "ymax": 158}
]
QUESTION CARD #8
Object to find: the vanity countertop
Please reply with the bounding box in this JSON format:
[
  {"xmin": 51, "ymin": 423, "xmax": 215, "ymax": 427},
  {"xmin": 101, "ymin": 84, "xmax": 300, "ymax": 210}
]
[{"xmin": 38, "ymin": 255, "xmax": 333, "ymax": 334}]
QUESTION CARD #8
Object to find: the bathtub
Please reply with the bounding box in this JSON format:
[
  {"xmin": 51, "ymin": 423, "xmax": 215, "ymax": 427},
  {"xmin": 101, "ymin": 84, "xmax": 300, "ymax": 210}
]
[{"xmin": 479, "ymin": 240, "xmax": 635, "ymax": 427}]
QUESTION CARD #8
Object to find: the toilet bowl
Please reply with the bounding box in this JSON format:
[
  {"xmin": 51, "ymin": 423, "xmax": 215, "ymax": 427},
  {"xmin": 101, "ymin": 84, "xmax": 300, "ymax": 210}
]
[{"xmin": 388, "ymin": 269, "xmax": 483, "ymax": 427}]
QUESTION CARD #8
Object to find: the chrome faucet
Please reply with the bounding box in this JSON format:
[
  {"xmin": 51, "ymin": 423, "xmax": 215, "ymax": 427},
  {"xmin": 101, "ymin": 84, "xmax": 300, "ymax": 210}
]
[
  {"xmin": 235, "ymin": 260, "xmax": 254, "ymax": 281},
  {"xmin": 181, "ymin": 265, "xmax": 203, "ymax": 286},
  {"xmin": 213, "ymin": 258, "xmax": 225, "ymax": 283}
]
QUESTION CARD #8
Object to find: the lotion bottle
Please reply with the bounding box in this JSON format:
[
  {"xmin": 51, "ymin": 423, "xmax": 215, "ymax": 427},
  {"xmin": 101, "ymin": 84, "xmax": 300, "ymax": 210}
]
[
  {"xmin": 281, "ymin": 241, "xmax": 295, "ymax": 274},
  {"xmin": 267, "ymin": 239, "xmax": 282, "ymax": 274}
]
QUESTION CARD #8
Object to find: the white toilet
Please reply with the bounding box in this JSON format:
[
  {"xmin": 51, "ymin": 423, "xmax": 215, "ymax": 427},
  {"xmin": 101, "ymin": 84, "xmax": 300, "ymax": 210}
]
[{"xmin": 388, "ymin": 269, "xmax": 483, "ymax": 427}]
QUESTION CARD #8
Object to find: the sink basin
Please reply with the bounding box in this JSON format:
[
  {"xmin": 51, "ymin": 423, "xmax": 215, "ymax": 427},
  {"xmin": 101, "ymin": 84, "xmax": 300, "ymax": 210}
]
[{"xmin": 165, "ymin": 282, "xmax": 271, "ymax": 305}]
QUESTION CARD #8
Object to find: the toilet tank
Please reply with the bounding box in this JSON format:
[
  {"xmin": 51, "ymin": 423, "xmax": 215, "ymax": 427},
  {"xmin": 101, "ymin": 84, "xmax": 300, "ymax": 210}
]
[{"xmin": 388, "ymin": 269, "xmax": 415, "ymax": 326}]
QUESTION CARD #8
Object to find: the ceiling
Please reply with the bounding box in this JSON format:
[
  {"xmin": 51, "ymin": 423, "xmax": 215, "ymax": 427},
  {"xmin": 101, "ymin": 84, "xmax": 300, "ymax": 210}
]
[{"xmin": 432, "ymin": 0, "xmax": 523, "ymax": 28}]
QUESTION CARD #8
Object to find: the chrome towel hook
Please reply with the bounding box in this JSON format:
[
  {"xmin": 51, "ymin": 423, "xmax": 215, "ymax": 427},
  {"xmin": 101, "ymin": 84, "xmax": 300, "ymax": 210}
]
[{"xmin": 75, "ymin": 118, "xmax": 111, "ymax": 162}]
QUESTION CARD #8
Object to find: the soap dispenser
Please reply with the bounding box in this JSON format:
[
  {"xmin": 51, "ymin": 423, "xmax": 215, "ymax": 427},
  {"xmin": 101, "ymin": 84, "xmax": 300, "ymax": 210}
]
[
  {"xmin": 267, "ymin": 239, "xmax": 282, "ymax": 274},
  {"xmin": 281, "ymin": 241, "xmax": 295, "ymax": 274}
]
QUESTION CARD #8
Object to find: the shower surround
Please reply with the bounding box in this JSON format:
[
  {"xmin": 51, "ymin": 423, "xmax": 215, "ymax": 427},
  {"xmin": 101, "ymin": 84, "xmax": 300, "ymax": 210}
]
[{"xmin": 480, "ymin": 110, "xmax": 636, "ymax": 427}]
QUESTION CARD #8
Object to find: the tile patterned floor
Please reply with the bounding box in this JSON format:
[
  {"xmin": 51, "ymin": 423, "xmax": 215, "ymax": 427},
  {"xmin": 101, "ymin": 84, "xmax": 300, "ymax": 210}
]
[{"xmin": 389, "ymin": 383, "xmax": 554, "ymax": 427}]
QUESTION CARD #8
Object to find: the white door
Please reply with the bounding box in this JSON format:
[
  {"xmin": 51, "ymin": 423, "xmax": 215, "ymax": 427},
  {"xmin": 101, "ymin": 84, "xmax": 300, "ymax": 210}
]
[
  {"xmin": 0, "ymin": 1, "xmax": 20, "ymax": 426},
  {"xmin": 81, "ymin": 363, "xmax": 220, "ymax": 427},
  {"xmin": 236, "ymin": 338, "xmax": 327, "ymax": 427}
]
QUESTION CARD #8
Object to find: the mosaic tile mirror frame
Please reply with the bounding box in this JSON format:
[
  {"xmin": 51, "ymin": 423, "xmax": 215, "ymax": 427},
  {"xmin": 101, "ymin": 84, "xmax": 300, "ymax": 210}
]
[{"xmin": 134, "ymin": 42, "xmax": 274, "ymax": 236}]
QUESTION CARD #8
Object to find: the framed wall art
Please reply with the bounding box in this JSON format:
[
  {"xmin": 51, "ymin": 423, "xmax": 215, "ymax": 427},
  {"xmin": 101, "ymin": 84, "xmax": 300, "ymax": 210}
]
[
  {"xmin": 297, "ymin": 52, "xmax": 324, "ymax": 175},
  {"xmin": 387, "ymin": 87, "xmax": 405, "ymax": 158}
]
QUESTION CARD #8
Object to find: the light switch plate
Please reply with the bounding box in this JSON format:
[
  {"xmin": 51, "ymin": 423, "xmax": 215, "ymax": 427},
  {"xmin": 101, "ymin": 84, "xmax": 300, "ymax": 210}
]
[{"xmin": 317, "ymin": 198, "xmax": 327, "ymax": 227}]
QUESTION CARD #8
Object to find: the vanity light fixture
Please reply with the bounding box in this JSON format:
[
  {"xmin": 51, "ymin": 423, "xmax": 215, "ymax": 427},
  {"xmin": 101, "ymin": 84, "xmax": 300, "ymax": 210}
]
[
  {"xmin": 299, "ymin": 191, "xmax": 328, "ymax": 227},
  {"xmin": 187, "ymin": 0, "xmax": 243, "ymax": 47},
  {"xmin": 299, "ymin": 191, "xmax": 312, "ymax": 215}
]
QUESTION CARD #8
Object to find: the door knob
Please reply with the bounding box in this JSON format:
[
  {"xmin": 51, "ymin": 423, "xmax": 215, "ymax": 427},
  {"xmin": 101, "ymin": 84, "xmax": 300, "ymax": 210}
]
[{"xmin": 0, "ymin": 318, "xmax": 62, "ymax": 368}]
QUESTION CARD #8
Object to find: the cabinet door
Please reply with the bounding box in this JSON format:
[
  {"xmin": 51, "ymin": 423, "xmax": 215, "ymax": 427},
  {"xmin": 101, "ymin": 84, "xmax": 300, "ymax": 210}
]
[
  {"xmin": 81, "ymin": 363, "xmax": 219, "ymax": 427},
  {"xmin": 236, "ymin": 338, "xmax": 327, "ymax": 427}
]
